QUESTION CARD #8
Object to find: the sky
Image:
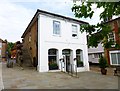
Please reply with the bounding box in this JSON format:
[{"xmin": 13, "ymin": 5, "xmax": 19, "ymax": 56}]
[{"xmin": 0, "ymin": 0, "xmax": 103, "ymax": 42}]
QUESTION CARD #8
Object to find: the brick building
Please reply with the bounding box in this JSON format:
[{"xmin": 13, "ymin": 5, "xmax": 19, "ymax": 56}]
[
  {"xmin": 105, "ymin": 17, "xmax": 120, "ymax": 65},
  {"xmin": 0, "ymin": 38, "xmax": 7, "ymax": 61}
]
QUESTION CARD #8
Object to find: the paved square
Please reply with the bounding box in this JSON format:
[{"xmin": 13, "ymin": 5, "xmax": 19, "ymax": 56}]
[{"xmin": 1, "ymin": 62, "xmax": 118, "ymax": 89}]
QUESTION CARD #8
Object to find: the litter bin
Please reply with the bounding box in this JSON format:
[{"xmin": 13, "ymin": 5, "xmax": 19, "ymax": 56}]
[{"xmin": 6, "ymin": 59, "xmax": 13, "ymax": 68}]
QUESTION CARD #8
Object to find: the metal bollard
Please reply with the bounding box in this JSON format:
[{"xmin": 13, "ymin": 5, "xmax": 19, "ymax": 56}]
[{"xmin": 75, "ymin": 65, "xmax": 77, "ymax": 77}]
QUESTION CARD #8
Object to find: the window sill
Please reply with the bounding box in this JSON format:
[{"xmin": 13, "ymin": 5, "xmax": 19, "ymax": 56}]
[
  {"xmin": 53, "ymin": 34, "xmax": 61, "ymax": 37},
  {"xmin": 72, "ymin": 37, "xmax": 78, "ymax": 39}
]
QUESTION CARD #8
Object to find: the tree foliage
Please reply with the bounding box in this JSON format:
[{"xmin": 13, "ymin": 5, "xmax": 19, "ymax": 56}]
[
  {"xmin": 72, "ymin": 1, "xmax": 120, "ymax": 48},
  {"xmin": 7, "ymin": 42, "xmax": 15, "ymax": 57},
  {"xmin": 99, "ymin": 56, "xmax": 108, "ymax": 68}
]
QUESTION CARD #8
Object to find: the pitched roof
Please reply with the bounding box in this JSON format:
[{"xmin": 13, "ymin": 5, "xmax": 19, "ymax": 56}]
[
  {"xmin": 104, "ymin": 17, "xmax": 120, "ymax": 24},
  {"xmin": 21, "ymin": 9, "xmax": 88, "ymax": 38},
  {"xmin": 0, "ymin": 38, "xmax": 2, "ymax": 42}
]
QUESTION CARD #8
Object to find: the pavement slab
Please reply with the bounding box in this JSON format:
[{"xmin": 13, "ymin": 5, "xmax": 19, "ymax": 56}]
[
  {"xmin": 1, "ymin": 62, "xmax": 119, "ymax": 89},
  {"xmin": 0, "ymin": 62, "xmax": 4, "ymax": 90}
]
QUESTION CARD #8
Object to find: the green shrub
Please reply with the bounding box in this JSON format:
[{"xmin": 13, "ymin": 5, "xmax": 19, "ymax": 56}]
[
  {"xmin": 77, "ymin": 60, "xmax": 83, "ymax": 67},
  {"xmin": 49, "ymin": 63, "xmax": 58, "ymax": 70},
  {"xmin": 99, "ymin": 56, "xmax": 108, "ymax": 69}
]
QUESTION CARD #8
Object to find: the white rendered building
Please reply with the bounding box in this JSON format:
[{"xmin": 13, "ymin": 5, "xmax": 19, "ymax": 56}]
[{"xmin": 22, "ymin": 9, "xmax": 89, "ymax": 72}]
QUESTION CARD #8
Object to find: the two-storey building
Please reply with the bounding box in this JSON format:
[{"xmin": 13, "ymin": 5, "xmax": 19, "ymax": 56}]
[{"xmin": 21, "ymin": 9, "xmax": 89, "ymax": 72}]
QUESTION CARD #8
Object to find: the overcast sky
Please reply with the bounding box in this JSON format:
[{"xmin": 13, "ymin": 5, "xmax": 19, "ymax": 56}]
[{"xmin": 0, "ymin": 0, "xmax": 103, "ymax": 42}]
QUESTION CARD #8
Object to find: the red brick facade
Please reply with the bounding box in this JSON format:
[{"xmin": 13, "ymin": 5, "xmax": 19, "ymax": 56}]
[
  {"xmin": 105, "ymin": 17, "xmax": 120, "ymax": 65},
  {"xmin": 0, "ymin": 39, "xmax": 7, "ymax": 61}
]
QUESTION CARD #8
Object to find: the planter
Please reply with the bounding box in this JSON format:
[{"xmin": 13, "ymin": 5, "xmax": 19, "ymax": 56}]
[
  {"xmin": 6, "ymin": 60, "xmax": 13, "ymax": 68},
  {"xmin": 77, "ymin": 61, "xmax": 83, "ymax": 67},
  {"xmin": 99, "ymin": 56, "xmax": 108, "ymax": 75},
  {"xmin": 49, "ymin": 63, "xmax": 58, "ymax": 70},
  {"xmin": 77, "ymin": 63, "xmax": 83, "ymax": 67},
  {"xmin": 101, "ymin": 68, "xmax": 107, "ymax": 75}
]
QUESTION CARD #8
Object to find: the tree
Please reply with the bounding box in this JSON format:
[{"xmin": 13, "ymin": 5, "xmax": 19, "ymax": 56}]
[
  {"xmin": 72, "ymin": 1, "xmax": 120, "ymax": 48},
  {"xmin": 7, "ymin": 42, "xmax": 15, "ymax": 58}
]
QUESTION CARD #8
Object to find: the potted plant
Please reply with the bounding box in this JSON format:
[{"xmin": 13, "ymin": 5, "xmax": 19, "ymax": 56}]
[
  {"xmin": 77, "ymin": 60, "xmax": 83, "ymax": 67},
  {"xmin": 99, "ymin": 56, "xmax": 108, "ymax": 75},
  {"xmin": 49, "ymin": 62, "xmax": 58, "ymax": 70}
]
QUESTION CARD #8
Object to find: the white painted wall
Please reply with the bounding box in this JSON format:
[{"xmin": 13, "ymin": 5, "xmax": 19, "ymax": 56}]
[
  {"xmin": 37, "ymin": 14, "xmax": 89, "ymax": 72},
  {"xmin": 88, "ymin": 43, "xmax": 104, "ymax": 54},
  {"xmin": 88, "ymin": 43, "xmax": 104, "ymax": 63},
  {"xmin": 109, "ymin": 50, "xmax": 120, "ymax": 65}
]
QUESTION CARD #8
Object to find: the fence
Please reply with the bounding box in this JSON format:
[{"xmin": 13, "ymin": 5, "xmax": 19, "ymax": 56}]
[{"xmin": 60, "ymin": 60, "xmax": 78, "ymax": 77}]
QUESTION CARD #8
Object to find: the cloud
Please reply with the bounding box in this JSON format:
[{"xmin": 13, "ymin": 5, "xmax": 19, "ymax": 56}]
[
  {"xmin": 0, "ymin": 0, "xmax": 102, "ymax": 42},
  {"xmin": 0, "ymin": 0, "xmax": 75, "ymax": 42},
  {"xmin": 0, "ymin": 1, "xmax": 34, "ymax": 42}
]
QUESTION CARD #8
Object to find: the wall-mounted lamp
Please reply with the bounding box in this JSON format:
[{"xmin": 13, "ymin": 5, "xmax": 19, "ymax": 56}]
[
  {"xmin": 59, "ymin": 58, "xmax": 63, "ymax": 61},
  {"xmin": 74, "ymin": 58, "xmax": 77, "ymax": 61}
]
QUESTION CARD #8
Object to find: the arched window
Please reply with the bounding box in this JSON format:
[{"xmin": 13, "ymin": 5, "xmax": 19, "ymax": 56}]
[
  {"xmin": 76, "ymin": 49, "xmax": 83, "ymax": 67},
  {"xmin": 48, "ymin": 49, "xmax": 58, "ymax": 70}
]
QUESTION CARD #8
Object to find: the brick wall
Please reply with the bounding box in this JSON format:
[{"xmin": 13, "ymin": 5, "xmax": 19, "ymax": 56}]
[
  {"xmin": 105, "ymin": 18, "xmax": 120, "ymax": 65},
  {"xmin": 22, "ymin": 20, "xmax": 38, "ymax": 65}
]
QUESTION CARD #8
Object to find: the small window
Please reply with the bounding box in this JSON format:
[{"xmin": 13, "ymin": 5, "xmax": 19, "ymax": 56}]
[
  {"xmin": 53, "ymin": 21, "xmax": 60, "ymax": 35},
  {"xmin": 108, "ymin": 32, "xmax": 115, "ymax": 42},
  {"xmin": 94, "ymin": 53, "xmax": 102, "ymax": 58},
  {"xmin": 29, "ymin": 33, "xmax": 31, "ymax": 42},
  {"xmin": 72, "ymin": 25, "xmax": 78, "ymax": 38},
  {"xmin": 110, "ymin": 53, "xmax": 120, "ymax": 65}
]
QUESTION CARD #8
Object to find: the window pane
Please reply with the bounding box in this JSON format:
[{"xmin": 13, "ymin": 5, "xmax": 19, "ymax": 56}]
[
  {"xmin": 76, "ymin": 55, "xmax": 80, "ymax": 61},
  {"xmin": 94, "ymin": 53, "xmax": 102, "ymax": 58},
  {"xmin": 72, "ymin": 25, "xmax": 77, "ymax": 37},
  {"xmin": 72, "ymin": 25, "xmax": 77, "ymax": 32},
  {"xmin": 117, "ymin": 53, "xmax": 120, "ymax": 64},
  {"xmin": 62, "ymin": 50, "xmax": 70, "ymax": 55},
  {"xmin": 76, "ymin": 49, "xmax": 83, "ymax": 67},
  {"xmin": 111, "ymin": 53, "xmax": 117, "ymax": 64},
  {"xmin": 48, "ymin": 49, "xmax": 57, "ymax": 55},
  {"xmin": 76, "ymin": 50, "xmax": 81, "ymax": 54},
  {"xmin": 53, "ymin": 21, "xmax": 60, "ymax": 35},
  {"xmin": 108, "ymin": 32, "xmax": 115, "ymax": 42},
  {"xmin": 48, "ymin": 56, "xmax": 57, "ymax": 63}
]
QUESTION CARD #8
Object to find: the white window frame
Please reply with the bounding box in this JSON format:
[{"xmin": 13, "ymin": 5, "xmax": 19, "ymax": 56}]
[
  {"xmin": 94, "ymin": 53, "xmax": 102, "ymax": 59},
  {"xmin": 108, "ymin": 31, "xmax": 115, "ymax": 42},
  {"xmin": 109, "ymin": 50, "xmax": 120, "ymax": 65},
  {"xmin": 76, "ymin": 49, "xmax": 84, "ymax": 67},
  {"xmin": 108, "ymin": 31, "xmax": 116, "ymax": 47},
  {"xmin": 48, "ymin": 49, "xmax": 59, "ymax": 68},
  {"xmin": 53, "ymin": 20, "xmax": 61, "ymax": 36},
  {"xmin": 72, "ymin": 24, "xmax": 78, "ymax": 38}
]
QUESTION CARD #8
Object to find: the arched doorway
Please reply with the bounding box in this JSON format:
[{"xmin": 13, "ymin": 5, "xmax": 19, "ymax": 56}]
[
  {"xmin": 48, "ymin": 49, "xmax": 59, "ymax": 70},
  {"xmin": 62, "ymin": 49, "xmax": 73, "ymax": 72}
]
